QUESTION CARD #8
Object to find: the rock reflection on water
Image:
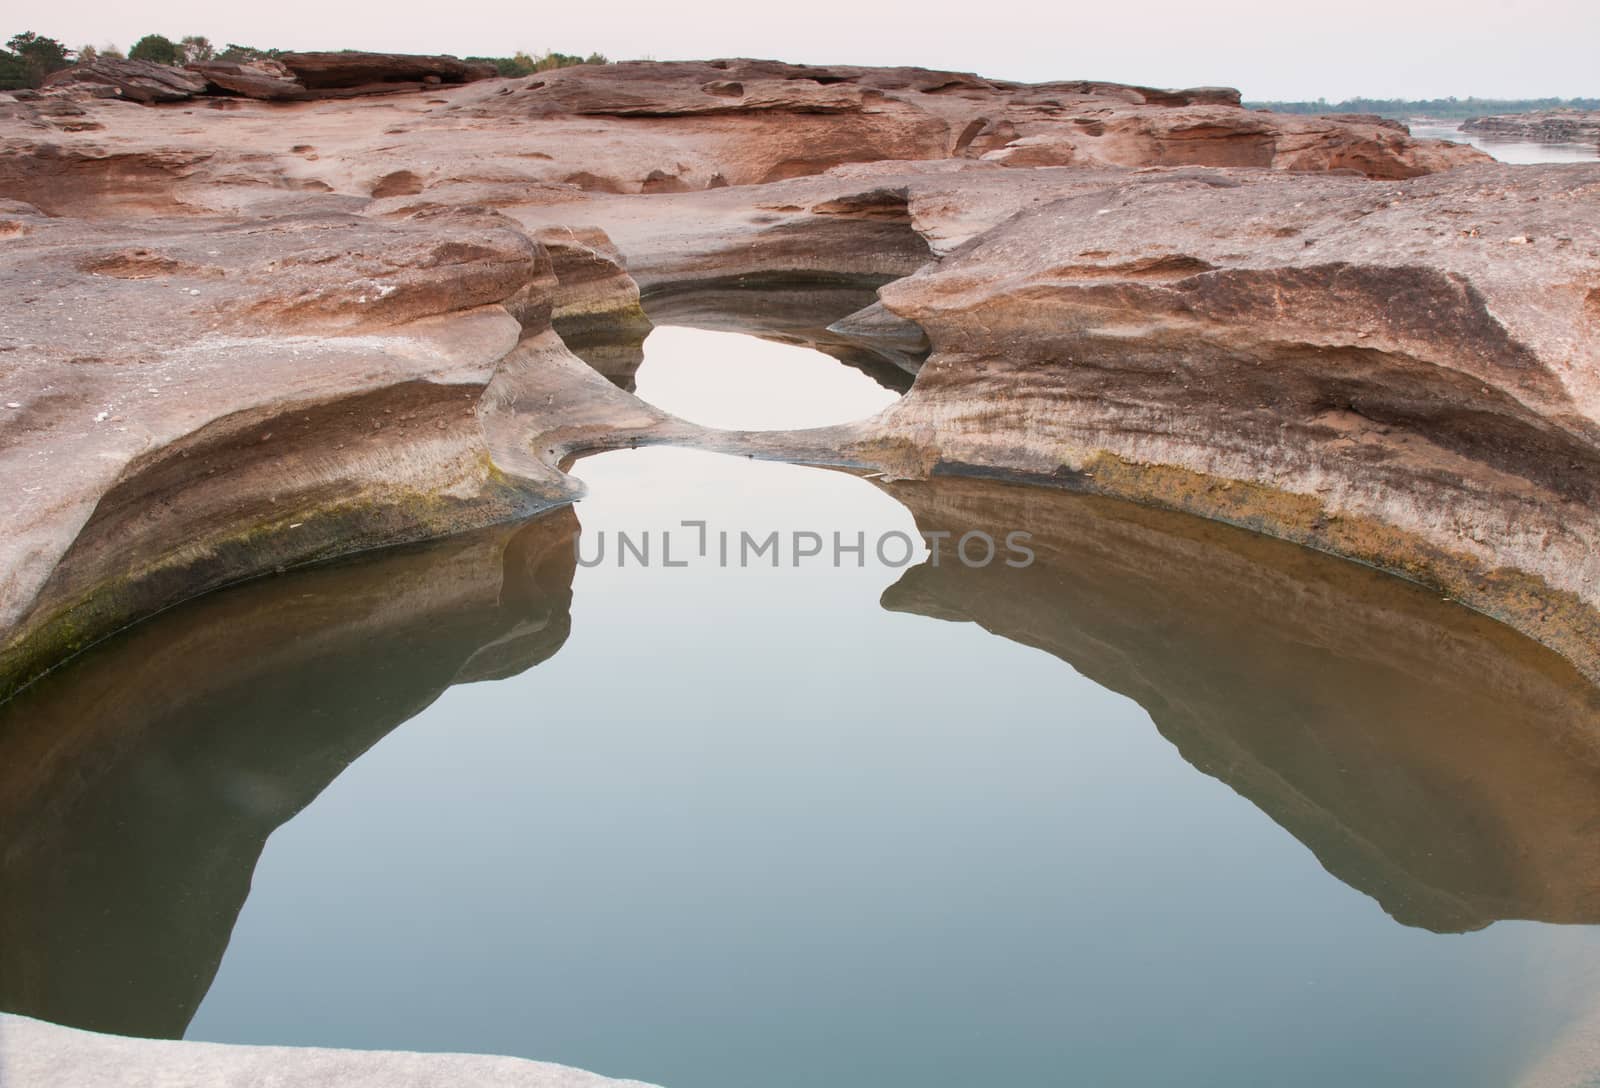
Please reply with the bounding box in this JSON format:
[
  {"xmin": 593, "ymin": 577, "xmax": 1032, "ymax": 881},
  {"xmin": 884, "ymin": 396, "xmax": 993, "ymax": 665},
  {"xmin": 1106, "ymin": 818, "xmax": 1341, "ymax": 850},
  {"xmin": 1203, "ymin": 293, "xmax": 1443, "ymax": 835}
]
[
  {"xmin": 0, "ymin": 512, "xmax": 577, "ymax": 1039},
  {"xmin": 1, "ymin": 452, "xmax": 1599, "ymax": 1084},
  {"xmin": 564, "ymin": 274, "xmax": 923, "ymax": 394},
  {"xmin": 878, "ymin": 475, "xmax": 1600, "ymax": 933}
]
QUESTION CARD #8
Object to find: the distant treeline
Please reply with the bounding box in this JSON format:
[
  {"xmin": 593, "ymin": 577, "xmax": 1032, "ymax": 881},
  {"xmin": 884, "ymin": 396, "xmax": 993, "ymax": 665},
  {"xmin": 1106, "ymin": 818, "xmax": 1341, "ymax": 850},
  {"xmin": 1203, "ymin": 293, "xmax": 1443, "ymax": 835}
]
[
  {"xmin": 0, "ymin": 29, "xmax": 607, "ymax": 90},
  {"xmin": 1247, "ymin": 96, "xmax": 1600, "ymax": 120},
  {"xmin": 465, "ymin": 51, "xmax": 609, "ymax": 77}
]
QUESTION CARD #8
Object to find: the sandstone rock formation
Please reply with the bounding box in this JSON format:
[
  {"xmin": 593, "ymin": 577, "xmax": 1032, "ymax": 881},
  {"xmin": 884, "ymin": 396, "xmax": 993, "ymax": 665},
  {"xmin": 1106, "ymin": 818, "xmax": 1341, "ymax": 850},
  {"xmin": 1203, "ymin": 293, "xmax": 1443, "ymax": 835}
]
[
  {"xmin": 448, "ymin": 59, "xmax": 1486, "ymax": 184},
  {"xmin": 1, "ymin": 59, "xmax": 1592, "ymax": 701},
  {"xmin": 0, "ymin": 55, "xmax": 1593, "ymax": 700},
  {"xmin": 499, "ymin": 159, "xmax": 1600, "ymax": 680},
  {"xmin": 9, "ymin": 58, "xmax": 1483, "ymax": 204},
  {"xmin": 185, "ymin": 59, "xmax": 310, "ymax": 102},
  {"xmin": 278, "ymin": 51, "xmax": 498, "ymax": 91},
  {"xmin": 2, "ymin": 51, "xmax": 1599, "ymax": 1086},
  {"xmin": 37, "ymin": 51, "xmax": 496, "ymax": 106},
  {"xmin": 42, "ymin": 57, "xmax": 208, "ymax": 104},
  {"xmin": 0, "ymin": 199, "xmax": 582, "ymax": 693},
  {"xmin": 851, "ymin": 164, "xmax": 1600, "ymax": 679}
]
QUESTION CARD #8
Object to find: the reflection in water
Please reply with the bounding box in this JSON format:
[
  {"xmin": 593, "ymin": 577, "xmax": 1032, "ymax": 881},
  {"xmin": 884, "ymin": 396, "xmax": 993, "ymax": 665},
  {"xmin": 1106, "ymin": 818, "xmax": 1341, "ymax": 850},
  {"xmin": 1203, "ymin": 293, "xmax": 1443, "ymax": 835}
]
[
  {"xmin": 878, "ymin": 476, "xmax": 1600, "ymax": 934},
  {"xmin": 0, "ymin": 512, "xmax": 577, "ymax": 1038},
  {"xmin": 641, "ymin": 274, "xmax": 924, "ymax": 393},
  {"xmin": 631, "ymin": 326, "xmax": 901, "ymax": 430},
  {"xmin": 566, "ymin": 274, "xmax": 924, "ymax": 394},
  {"xmin": 2, "ymin": 449, "xmax": 1599, "ymax": 1086}
]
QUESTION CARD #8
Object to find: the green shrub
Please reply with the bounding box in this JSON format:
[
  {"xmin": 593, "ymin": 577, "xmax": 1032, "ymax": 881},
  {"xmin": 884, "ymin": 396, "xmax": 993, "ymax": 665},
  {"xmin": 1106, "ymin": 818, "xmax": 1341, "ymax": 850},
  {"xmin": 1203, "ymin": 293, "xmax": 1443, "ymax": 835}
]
[
  {"xmin": 3, "ymin": 31, "xmax": 72, "ymax": 88},
  {"xmin": 0, "ymin": 51, "xmax": 29, "ymax": 89},
  {"xmin": 128, "ymin": 33, "xmax": 179, "ymax": 65},
  {"xmin": 217, "ymin": 42, "xmax": 280, "ymax": 62}
]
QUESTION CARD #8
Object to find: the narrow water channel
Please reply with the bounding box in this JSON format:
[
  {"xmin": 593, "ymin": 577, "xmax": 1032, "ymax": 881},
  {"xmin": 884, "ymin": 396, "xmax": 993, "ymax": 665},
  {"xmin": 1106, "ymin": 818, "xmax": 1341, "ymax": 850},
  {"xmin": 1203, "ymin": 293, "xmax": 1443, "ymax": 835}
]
[{"xmin": 3, "ymin": 333, "xmax": 1600, "ymax": 1088}]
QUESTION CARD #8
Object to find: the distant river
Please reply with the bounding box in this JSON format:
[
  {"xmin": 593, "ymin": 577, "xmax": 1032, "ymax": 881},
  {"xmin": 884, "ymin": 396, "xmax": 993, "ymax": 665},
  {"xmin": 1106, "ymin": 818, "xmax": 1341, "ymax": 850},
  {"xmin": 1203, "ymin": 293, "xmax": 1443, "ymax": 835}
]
[{"xmin": 1409, "ymin": 121, "xmax": 1599, "ymax": 164}]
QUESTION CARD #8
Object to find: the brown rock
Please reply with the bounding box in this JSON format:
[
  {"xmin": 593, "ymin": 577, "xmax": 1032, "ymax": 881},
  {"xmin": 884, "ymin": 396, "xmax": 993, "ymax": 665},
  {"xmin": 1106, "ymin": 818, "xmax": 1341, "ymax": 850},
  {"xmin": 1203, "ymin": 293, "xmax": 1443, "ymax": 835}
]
[
  {"xmin": 0, "ymin": 57, "xmax": 1589, "ymax": 701},
  {"xmin": 43, "ymin": 58, "xmax": 208, "ymax": 105},
  {"xmin": 450, "ymin": 60, "xmax": 1484, "ymax": 184},
  {"xmin": 185, "ymin": 59, "xmax": 309, "ymax": 101},
  {"xmin": 850, "ymin": 164, "xmax": 1600, "ymax": 676},
  {"xmin": 278, "ymin": 51, "xmax": 496, "ymax": 90},
  {"xmin": 0, "ymin": 201, "xmax": 562, "ymax": 693}
]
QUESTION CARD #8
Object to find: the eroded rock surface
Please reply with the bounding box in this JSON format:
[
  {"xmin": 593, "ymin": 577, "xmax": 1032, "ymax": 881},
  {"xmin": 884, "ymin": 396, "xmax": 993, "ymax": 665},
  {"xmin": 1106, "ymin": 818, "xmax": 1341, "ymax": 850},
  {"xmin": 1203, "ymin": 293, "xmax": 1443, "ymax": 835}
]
[
  {"xmin": 2, "ymin": 51, "xmax": 1600, "ymax": 1086},
  {"xmin": 0, "ymin": 59, "xmax": 1593, "ymax": 702},
  {"xmin": 0, "ymin": 198, "xmax": 592, "ymax": 693},
  {"xmin": 276, "ymin": 51, "xmax": 498, "ymax": 92},
  {"xmin": 37, "ymin": 51, "xmax": 496, "ymax": 106},
  {"xmin": 448, "ymin": 59, "xmax": 1485, "ymax": 186},
  {"xmin": 42, "ymin": 58, "xmax": 208, "ymax": 105},
  {"xmin": 1, "ymin": 59, "xmax": 1483, "ymax": 221},
  {"xmin": 185, "ymin": 59, "xmax": 310, "ymax": 102},
  {"xmin": 852, "ymin": 165, "xmax": 1600, "ymax": 677}
]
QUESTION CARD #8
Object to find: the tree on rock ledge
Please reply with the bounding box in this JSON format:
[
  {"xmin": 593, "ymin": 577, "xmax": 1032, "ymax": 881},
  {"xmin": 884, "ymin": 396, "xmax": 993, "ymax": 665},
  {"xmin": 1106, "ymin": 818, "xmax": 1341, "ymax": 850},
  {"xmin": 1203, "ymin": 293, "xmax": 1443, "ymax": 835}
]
[
  {"xmin": 217, "ymin": 43, "xmax": 282, "ymax": 62},
  {"xmin": 179, "ymin": 35, "xmax": 214, "ymax": 63},
  {"xmin": 128, "ymin": 34, "xmax": 180, "ymax": 65}
]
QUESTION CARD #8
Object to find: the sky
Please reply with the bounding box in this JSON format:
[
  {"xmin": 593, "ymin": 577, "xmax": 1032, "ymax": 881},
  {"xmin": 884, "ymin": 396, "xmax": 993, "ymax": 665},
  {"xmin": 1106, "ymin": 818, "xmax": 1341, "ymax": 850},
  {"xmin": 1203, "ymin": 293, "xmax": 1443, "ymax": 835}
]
[{"xmin": 15, "ymin": 0, "xmax": 1598, "ymax": 101}]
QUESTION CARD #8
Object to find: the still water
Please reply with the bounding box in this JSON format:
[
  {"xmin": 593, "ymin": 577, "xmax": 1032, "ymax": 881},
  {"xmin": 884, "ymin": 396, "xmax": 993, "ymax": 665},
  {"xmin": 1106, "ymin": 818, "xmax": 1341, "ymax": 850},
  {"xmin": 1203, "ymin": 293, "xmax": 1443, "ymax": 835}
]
[
  {"xmin": 4, "ymin": 334, "xmax": 1600, "ymax": 1087},
  {"xmin": 631, "ymin": 326, "xmax": 900, "ymax": 429}
]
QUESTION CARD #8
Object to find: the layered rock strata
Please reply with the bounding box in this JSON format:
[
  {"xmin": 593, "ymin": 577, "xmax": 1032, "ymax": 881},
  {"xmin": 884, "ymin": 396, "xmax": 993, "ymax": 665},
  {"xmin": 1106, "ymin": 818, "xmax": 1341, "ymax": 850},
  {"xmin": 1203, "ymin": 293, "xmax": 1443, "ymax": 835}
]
[
  {"xmin": 0, "ymin": 199, "xmax": 602, "ymax": 694},
  {"xmin": 39, "ymin": 52, "xmax": 497, "ymax": 105},
  {"xmin": 0, "ymin": 60, "xmax": 1592, "ymax": 691}
]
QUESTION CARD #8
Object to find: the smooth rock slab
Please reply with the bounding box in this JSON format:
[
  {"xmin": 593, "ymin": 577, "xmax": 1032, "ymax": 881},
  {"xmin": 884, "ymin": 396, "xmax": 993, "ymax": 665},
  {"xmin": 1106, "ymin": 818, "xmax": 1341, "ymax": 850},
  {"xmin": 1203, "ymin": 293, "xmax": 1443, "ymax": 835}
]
[{"xmin": 0, "ymin": 1014, "xmax": 659, "ymax": 1088}]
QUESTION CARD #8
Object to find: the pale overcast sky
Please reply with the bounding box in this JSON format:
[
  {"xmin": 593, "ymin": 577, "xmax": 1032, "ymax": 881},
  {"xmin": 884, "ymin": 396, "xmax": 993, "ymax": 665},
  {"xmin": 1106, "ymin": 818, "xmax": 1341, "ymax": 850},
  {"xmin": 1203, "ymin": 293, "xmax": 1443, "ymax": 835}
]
[{"xmin": 19, "ymin": 0, "xmax": 1597, "ymax": 101}]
